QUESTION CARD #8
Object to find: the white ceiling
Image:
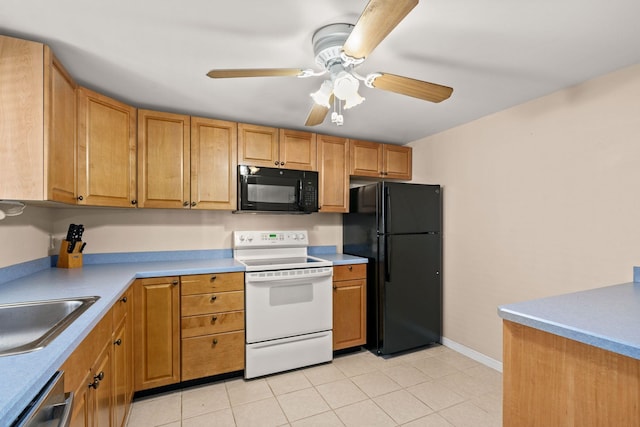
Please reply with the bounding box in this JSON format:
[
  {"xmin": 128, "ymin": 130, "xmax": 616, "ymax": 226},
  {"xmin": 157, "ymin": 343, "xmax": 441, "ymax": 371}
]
[{"xmin": 2, "ymin": 0, "xmax": 639, "ymax": 144}]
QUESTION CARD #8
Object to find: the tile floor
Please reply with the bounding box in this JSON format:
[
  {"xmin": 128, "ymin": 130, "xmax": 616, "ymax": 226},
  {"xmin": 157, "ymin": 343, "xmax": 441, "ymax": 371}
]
[{"xmin": 126, "ymin": 345, "xmax": 502, "ymax": 427}]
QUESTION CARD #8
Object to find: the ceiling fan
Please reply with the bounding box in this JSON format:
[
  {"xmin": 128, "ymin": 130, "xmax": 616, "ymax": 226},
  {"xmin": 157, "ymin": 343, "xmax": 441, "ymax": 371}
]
[{"xmin": 206, "ymin": 0, "xmax": 453, "ymax": 127}]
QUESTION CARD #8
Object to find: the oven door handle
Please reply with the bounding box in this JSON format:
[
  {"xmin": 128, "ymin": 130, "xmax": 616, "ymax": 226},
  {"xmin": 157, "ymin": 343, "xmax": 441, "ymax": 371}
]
[{"xmin": 245, "ymin": 270, "xmax": 333, "ymax": 284}]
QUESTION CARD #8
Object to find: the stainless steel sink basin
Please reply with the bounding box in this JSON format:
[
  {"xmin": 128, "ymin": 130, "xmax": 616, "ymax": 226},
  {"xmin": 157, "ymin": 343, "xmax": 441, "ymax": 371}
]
[{"xmin": 0, "ymin": 296, "xmax": 99, "ymax": 356}]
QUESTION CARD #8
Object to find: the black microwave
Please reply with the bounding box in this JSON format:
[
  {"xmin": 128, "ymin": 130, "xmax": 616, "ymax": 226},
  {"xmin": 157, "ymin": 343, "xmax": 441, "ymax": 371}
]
[{"xmin": 237, "ymin": 165, "xmax": 319, "ymax": 213}]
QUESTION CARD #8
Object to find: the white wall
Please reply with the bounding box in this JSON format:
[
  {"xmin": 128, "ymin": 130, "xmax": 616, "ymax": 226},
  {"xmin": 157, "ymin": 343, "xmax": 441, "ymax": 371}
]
[
  {"xmin": 410, "ymin": 64, "xmax": 640, "ymax": 362},
  {"xmin": 0, "ymin": 207, "xmax": 342, "ymax": 268}
]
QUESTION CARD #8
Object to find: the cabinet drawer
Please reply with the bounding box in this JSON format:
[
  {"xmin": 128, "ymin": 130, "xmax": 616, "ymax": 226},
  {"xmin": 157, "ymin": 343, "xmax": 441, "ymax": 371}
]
[
  {"xmin": 333, "ymin": 264, "xmax": 366, "ymax": 281},
  {"xmin": 181, "ymin": 291, "xmax": 244, "ymax": 317},
  {"xmin": 112, "ymin": 286, "xmax": 132, "ymax": 325},
  {"xmin": 181, "ymin": 330, "xmax": 245, "ymax": 380},
  {"xmin": 181, "ymin": 272, "xmax": 244, "ymax": 295},
  {"xmin": 181, "ymin": 310, "xmax": 245, "ymax": 338}
]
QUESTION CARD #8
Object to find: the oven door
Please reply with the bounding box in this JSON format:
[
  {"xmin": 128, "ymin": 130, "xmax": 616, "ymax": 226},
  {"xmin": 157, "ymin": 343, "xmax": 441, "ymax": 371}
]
[{"xmin": 245, "ymin": 267, "xmax": 333, "ymax": 343}]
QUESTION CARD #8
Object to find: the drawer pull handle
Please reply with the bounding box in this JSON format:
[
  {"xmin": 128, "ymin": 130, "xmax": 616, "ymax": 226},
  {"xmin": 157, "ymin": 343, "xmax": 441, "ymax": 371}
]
[
  {"xmin": 172, "ymin": 280, "xmax": 178, "ymax": 286},
  {"xmin": 211, "ymin": 316, "xmax": 218, "ymax": 322},
  {"xmin": 213, "ymin": 339, "xmax": 218, "ymax": 345},
  {"xmin": 210, "ymin": 295, "xmax": 217, "ymax": 301},
  {"xmin": 210, "ymin": 275, "xmax": 217, "ymax": 281},
  {"xmin": 114, "ymin": 338, "xmax": 122, "ymax": 346},
  {"xmin": 120, "ymin": 296, "xmax": 127, "ymax": 303}
]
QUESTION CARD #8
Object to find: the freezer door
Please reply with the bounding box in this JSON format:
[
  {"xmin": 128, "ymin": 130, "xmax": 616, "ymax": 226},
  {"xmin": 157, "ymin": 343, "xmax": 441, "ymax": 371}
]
[
  {"xmin": 383, "ymin": 183, "xmax": 441, "ymax": 234},
  {"xmin": 381, "ymin": 233, "xmax": 441, "ymax": 354}
]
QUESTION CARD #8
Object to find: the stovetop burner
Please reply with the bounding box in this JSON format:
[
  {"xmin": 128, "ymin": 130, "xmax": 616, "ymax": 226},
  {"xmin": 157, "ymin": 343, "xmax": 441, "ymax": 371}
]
[{"xmin": 233, "ymin": 230, "xmax": 332, "ymax": 272}]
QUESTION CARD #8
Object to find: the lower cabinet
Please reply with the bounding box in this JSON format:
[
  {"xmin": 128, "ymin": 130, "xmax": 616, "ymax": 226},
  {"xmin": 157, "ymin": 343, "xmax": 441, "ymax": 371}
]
[
  {"xmin": 63, "ymin": 285, "xmax": 133, "ymax": 427},
  {"xmin": 180, "ymin": 272, "xmax": 245, "ymax": 380},
  {"xmin": 333, "ymin": 264, "xmax": 367, "ymax": 351},
  {"xmin": 133, "ymin": 276, "xmax": 181, "ymax": 391}
]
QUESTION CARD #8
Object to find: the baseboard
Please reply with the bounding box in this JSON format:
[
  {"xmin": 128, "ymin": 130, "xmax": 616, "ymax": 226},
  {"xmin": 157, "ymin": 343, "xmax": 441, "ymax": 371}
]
[{"xmin": 441, "ymin": 337, "xmax": 503, "ymax": 373}]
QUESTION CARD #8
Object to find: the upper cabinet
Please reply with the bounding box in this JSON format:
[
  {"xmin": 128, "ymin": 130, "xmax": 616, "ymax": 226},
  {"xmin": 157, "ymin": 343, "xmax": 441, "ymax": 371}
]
[
  {"xmin": 138, "ymin": 110, "xmax": 238, "ymax": 210},
  {"xmin": 77, "ymin": 87, "xmax": 137, "ymax": 208},
  {"xmin": 137, "ymin": 109, "xmax": 191, "ymax": 209},
  {"xmin": 349, "ymin": 139, "xmax": 412, "ymax": 180},
  {"xmin": 317, "ymin": 134, "xmax": 349, "ymax": 213},
  {"xmin": 190, "ymin": 117, "xmax": 237, "ymax": 210},
  {"xmin": 278, "ymin": 129, "xmax": 317, "ymax": 171},
  {"xmin": 0, "ymin": 35, "xmax": 77, "ymax": 202},
  {"xmin": 238, "ymin": 124, "xmax": 317, "ymax": 171}
]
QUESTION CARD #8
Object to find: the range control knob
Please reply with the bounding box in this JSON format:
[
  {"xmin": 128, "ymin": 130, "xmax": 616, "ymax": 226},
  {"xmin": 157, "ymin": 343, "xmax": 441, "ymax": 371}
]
[
  {"xmin": 238, "ymin": 235, "xmax": 246, "ymax": 242},
  {"xmin": 297, "ymin": 233, "xmax": 305, "ymax": 241}
]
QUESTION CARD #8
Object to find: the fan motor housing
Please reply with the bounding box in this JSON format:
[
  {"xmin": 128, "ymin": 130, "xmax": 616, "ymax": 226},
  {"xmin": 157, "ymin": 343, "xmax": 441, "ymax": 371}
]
[{"xmin": 312, "ymin": 23, "xmax": 354, "ymax": 69}]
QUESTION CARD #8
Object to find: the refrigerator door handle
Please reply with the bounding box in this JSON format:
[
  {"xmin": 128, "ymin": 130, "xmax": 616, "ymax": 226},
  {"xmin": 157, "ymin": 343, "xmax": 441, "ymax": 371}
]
[
  {"xmin": 385, "ymin": 237, "xmax": 391, "ymax": 283},
  {"xmin": 384, "ymin": 186, "xmax": 391, "ymax": 233}
]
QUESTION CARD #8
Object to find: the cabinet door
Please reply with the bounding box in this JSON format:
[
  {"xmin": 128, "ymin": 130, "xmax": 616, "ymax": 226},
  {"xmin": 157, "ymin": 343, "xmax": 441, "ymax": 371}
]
[
  {"xmin": 190, "ymin": 117, "xmax": 237, "ymax": 210},
  {"xmin": 278, "ymin": 129, "xmax": 317, "ymax": 171},
  {"xmin": 317, "ymin": 134, "xmax": 349, "ymax": 213},
  {"xmin": 68, "ymin": 368, "xmax": 92, "ymax": 427},
  {"xmin": 138, "ymin": 110, "xmax": 190, "ymax": 208},
  {"xmin": 238, "ymin": 123, "xmax": 279, "ymax": 167},
  {"xmin": 112, "ymin": 302, "xmax": 132, "ymax": 427},
  {"xmin": 383, "ymin": 144, "xmax": 412, "ymax": 180},
  {"xmin": 134, "ymin": 277, "xmax": 181, "ymax": 391},
  {"xmin": 92, "ymin": 343, "xmax": 112, "ymax": 427},
  {"xmin": 349, "ymin": 139, "xmax": 383, "ymax": 178},
  {"xmin": 46, "ymin": 51, "xmax": 77, "ymax": 204},
  {"xmin": 333, "ymin": 278, "xmax": 367, "ymax": 351},
  {"xmin": 0, "ymin": 36, "xmax": 45, "ymax": 200},
  {"xmin": 77, "ymin": 87, "xmax": 137, "ymax": 207}
]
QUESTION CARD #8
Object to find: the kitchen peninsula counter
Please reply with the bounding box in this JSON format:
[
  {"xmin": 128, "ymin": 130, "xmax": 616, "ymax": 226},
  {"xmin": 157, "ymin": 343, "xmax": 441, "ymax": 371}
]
[
  {"xmin": 498, "ymin": 272, "xmax": 640, "ymax": 425},
  {"xmin": 0, "ymin": 251, "xmax": 367, "ymax": 424}
]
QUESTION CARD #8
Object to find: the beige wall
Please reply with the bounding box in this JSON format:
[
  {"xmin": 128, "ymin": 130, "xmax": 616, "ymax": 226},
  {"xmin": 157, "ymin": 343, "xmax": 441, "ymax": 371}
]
[
  {"xmin": 0, "ymin": 208, "xmax": 342, "ymax": 268},
  {"xmin": 410, "ymin": 64, "xmax": 640, "ymax": 362}
]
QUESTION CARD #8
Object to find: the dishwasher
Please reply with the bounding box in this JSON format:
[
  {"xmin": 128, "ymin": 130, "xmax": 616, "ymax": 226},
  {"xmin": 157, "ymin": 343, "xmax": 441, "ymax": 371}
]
[{"xmin": 12, "ymin": 371, "xmax": 73, "ymax": 427}]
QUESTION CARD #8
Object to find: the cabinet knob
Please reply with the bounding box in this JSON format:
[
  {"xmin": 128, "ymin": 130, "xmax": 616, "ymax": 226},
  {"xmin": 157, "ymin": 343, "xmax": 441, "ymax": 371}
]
[
  {"xmin": 88, "ymin": 379, "xmax": 99, "ymax": 389},
  {"xmin": 131, "ymin": 200, "xmax": 137, "ymax": 205},
  {"xmin": 275, "ymin": 161, "xmax": 280, "ymax": 166},
  {"xmin": 172, "ymin": 280, "xmax": 179, "ymax": 286},
  {"xmin": 77, "ymin": 195, "xmax": 84, "ymax": 201},
  {"xmin": 280, "ymin": 162, "xmax": 285, "ymax": 166},
  {"xmin": 114, "ymin": 338, "xmax": 122, "ymax": 346},
  {"xmin": 120, "ymin": 296, "xmax": 127, "ymax": 303},
  {"xmin": 348, "ymin": 265, "xmax": 353, "ymax": 271},
  {"xmin": 210, "ymin": 275, "xmax": 217, "ymax": 282},
  {"xmin": 213, "ymin": 339, "xmax": 218, "ymax": 345},
  {"xmin": 191, "ymin": 201, "xmax": 197, "ymax": 207},
  {"xmin": 333, "ymin": 285, "xmax": 337, "ymax": 290},
  {"xmin": 210, "ymin": 295, "xmax": 217, "ymax": 302},
  {"xmin": 94, "ymin": 371, "xmax": 104, "ymax": 381},
  {"xmin": 211, "ymin": 316, "xmax": 218, "ymax": 322},
  {"xmin": 183, "ymin": 201, "xmax": 189, "ymax": 207}
]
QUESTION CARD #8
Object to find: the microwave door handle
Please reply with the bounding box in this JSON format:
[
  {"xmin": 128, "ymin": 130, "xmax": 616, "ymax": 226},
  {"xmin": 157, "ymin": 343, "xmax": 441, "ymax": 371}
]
[{"xmin": 297, "ymin": 180, "xmax": 304, "ymax": 210}]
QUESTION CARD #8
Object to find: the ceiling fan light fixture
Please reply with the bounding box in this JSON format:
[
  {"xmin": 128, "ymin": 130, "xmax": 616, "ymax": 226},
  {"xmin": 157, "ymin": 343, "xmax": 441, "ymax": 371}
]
[
  {"xmin": 343, "ymin": 92, "xmax": 365, "ymax": 110},
  {"xmin": 332, "ymin": 71, "xmax": 360, "ymax": 100},
  {"xmin": 310, "ymin": 80, "xmax": 333, "ymax": 107}
]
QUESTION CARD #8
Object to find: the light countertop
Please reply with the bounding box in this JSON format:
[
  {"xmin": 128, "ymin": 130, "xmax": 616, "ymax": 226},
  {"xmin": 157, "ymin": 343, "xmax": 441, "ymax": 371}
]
[
  {"xmin": 498, "ymin": 281, "xmax": 640, "ymax": 361},
  {"xmin": 0, "ymin": 252, "xmax": 367, "ymax": 424}
]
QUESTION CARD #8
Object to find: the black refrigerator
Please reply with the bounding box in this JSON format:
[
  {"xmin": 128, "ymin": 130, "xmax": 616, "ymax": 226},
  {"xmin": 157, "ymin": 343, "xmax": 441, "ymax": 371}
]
[{"xmin": 343, "ymin": 182, "xmax": 442, "ymax": 355}]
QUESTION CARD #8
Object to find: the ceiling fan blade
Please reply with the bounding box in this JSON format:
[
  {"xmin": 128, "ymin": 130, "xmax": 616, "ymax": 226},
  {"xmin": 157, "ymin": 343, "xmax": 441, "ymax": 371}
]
[
  {"xmin": 304, "ymin": 103, "xmax": 331, "ymax": 126},
  {"xmin": 342, "ymin": 0, "xmax": 418, "ymax": 60},
  {"xmin": 371, "ymin": 73, "xmax": 453, "ymax": 103},
  {"xmin": 206, "ymin": 68, "xmax": 304, "ymax": 78}
]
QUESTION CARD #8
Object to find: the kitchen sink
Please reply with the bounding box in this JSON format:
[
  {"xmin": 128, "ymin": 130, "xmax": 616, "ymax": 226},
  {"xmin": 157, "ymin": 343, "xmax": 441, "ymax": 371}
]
[{"xmin": 0, "ymin": 296, "xmax": 99, "ymax": 356}]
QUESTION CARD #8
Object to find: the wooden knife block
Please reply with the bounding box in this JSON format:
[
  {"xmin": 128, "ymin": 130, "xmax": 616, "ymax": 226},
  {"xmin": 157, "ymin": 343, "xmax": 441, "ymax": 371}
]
[{"xmin": 57, "ymin": 240, "xmax": 83, "ymax": 269}]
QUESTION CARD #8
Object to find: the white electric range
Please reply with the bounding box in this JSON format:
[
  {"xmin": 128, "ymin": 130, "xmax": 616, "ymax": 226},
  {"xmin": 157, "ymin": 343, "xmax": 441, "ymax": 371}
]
[{"xmin": 233, "ymin": 230, "xmax": 333, "ymax": 379}]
